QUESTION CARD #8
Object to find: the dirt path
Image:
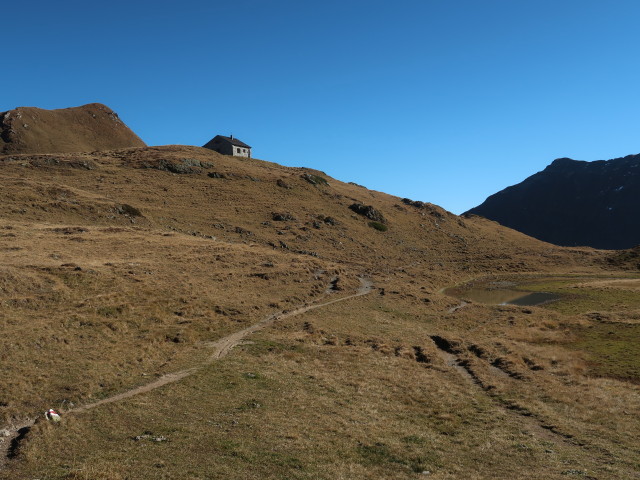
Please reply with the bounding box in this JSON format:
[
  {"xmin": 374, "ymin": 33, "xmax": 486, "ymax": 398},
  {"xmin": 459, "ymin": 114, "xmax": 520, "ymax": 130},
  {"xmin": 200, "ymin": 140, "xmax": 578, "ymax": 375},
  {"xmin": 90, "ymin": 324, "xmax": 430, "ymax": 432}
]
[
  {"xmin": 447, "ymin": 301, "xmax": 468, "ymax": 313},
  {"xmin": 74, "ymin": 277, "xmax": 372, "ymax": 412},
  {"xmin": 0, "ymin": 277, "xmax": 373, "ymax": 467}
]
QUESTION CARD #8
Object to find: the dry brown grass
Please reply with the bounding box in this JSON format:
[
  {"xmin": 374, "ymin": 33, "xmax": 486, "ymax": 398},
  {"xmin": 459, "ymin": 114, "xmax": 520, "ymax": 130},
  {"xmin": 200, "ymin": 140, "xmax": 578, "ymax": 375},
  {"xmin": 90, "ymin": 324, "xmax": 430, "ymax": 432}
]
[
  {"xmin": 6, "ymin": 293, "xmax": 639, "ymax": 479},
  {"xmin": 0, "ymin": 220, "xmax": 337, "ymax": 425},
  {"xmin": 0, "ymin": 145, "xmax": 637, "ymax": 479},
  {"xmin": 1, "ymin": 104, "xmax": 146, "ymax": 155}
]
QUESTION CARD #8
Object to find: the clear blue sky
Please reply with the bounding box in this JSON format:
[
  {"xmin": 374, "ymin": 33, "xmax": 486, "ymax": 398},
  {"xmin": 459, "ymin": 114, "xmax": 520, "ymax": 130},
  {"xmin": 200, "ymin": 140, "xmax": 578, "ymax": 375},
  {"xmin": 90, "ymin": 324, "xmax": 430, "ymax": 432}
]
[{"xmin": 4, "ymin": 0, "xmax": 640, "ymax": 213}]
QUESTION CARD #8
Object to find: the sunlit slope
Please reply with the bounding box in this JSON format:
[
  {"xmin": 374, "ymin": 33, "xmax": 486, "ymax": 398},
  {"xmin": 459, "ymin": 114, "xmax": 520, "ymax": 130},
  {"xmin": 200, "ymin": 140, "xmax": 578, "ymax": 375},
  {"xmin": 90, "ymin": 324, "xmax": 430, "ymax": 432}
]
[
  {"xmin": 0, "ymin": 103, "xmax": 146, "ymax": 155},
  {"xmin": 0, "ymin": 145, "xmax": 602, "ymax": 283}
]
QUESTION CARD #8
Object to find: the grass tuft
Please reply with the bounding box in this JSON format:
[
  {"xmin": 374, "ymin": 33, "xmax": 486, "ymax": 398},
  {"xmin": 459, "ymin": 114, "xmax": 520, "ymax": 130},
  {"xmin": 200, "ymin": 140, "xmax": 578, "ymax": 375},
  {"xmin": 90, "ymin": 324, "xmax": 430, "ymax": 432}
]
[{"xmin": 368, "ymin": 221, "xmax": 388, "ymax": 232}]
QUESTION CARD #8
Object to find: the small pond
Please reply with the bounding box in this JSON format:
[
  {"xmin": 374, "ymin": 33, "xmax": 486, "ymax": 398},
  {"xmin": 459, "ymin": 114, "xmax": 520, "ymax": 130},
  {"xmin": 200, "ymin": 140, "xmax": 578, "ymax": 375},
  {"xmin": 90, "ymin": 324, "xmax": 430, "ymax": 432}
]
[{"xmin": 445, "ymin": 282, "xmax": 561, "ymax": 306}]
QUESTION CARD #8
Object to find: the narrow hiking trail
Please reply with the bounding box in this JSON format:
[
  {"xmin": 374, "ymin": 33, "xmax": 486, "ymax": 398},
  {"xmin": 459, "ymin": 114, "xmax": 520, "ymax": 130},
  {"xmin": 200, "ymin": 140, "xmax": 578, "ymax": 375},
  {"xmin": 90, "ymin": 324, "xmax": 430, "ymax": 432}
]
[
  {"xmin": 0, "ymin": 277, "xmax": 373, "ymax": 467},
  {"xmin": 447, "ymin": 301, "xmax": 468, "ymax": 313}
]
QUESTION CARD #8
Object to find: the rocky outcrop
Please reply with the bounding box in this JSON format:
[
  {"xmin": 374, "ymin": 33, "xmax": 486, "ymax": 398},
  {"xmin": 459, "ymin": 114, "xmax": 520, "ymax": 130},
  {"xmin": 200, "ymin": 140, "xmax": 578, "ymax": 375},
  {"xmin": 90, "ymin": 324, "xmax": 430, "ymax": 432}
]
[
  {"xmin": 465, "ymin": 154, "xmax": 640, "ymax": 249},
  {"xmin": 0, "ymin": 103, "xmax": 146, "ymax": 155},
  {"xmin": 349, "ymin": 203, "xmax": 386, "ymax": 223}
]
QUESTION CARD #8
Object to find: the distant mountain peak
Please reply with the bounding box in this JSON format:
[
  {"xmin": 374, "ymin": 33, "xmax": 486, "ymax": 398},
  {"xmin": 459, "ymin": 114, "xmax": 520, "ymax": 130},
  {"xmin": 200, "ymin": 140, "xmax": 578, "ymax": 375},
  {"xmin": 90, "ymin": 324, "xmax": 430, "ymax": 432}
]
[
  {"xmin": 550, "ymin": 157, "xmax": 577, "ymax": 165},
  {"xmin": 465, "ymin": 153, "xmax": 640, "ymax": 249}
]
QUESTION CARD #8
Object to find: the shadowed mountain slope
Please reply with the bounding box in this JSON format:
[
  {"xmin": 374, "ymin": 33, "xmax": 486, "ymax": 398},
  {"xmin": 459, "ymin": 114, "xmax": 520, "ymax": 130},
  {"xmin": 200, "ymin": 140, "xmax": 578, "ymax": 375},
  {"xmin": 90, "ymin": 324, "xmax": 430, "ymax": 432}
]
[
  {"xmin": 0, "ymin": 103, "xmax": 146, "ymax": 155},
  {"xmin": 465, "ymin": 154, "xmax": 640, "ymax": 249}
]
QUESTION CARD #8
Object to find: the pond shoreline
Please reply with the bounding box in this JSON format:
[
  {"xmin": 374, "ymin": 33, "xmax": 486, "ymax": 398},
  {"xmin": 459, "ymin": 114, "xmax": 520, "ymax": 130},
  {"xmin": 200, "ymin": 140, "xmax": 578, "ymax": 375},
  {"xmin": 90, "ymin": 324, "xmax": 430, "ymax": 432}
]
[{"xmin": 444, "ymin": 278, "xmax": 561, "ymax": 306}]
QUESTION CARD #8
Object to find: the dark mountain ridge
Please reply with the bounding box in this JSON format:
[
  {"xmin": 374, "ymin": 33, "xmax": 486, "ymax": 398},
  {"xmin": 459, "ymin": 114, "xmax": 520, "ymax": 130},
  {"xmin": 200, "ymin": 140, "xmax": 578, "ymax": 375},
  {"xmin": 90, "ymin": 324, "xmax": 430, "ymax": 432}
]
[{"xmin": 465, "ymin": 153, "xmax": 640, "ymax": 249}]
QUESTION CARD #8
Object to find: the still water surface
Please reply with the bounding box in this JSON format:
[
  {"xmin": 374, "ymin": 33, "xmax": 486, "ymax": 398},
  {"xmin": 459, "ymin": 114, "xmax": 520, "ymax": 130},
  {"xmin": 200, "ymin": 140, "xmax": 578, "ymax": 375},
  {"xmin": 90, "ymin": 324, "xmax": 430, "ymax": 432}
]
[{"xmin": 446, "ymin": 285, "xmax": 560, "ymax": 306}]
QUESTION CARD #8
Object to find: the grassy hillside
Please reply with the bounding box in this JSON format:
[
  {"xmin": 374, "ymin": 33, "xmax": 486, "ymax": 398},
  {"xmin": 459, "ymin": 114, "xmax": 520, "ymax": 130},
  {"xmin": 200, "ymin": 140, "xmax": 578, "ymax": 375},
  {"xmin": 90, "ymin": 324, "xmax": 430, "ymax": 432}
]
[
  {"xmin": 0, "ymin": 146, "xmax": 638, "ymax": 479},
  {"xmin": 0, "ymin": 104, "xmax": 146, "ymax": 155}
]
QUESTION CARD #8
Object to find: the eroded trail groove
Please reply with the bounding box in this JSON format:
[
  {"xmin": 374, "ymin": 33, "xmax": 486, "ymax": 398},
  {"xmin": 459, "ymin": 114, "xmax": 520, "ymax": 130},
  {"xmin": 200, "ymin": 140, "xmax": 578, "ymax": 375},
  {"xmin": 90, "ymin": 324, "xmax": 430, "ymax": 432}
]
[
  {"xmin": 429, "ymin": 335, "xmax": 582, "ymax": 449},
  {"xmin": 0, "ymin": 277, "xmax": 373, "ymax": 466}
]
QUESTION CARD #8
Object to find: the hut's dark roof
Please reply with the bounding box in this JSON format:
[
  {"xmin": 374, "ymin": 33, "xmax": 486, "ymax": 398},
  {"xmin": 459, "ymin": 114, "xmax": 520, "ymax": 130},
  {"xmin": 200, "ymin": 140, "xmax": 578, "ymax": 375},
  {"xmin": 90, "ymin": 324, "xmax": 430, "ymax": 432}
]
[{"xmin": 204, "ymin": 135, "xmax": 251, "ymax": 149}]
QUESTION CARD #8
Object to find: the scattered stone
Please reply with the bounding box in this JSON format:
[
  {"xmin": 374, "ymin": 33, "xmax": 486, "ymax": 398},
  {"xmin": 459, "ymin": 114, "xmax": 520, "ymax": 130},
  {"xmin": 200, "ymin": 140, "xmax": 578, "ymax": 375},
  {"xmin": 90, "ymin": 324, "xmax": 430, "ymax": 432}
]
[
  {"xmin": 272, "ymin": 212, "xmax": 295, "ymax": 221},
  {"xmin": 296, "ymin": 250, "xmax": 318, "ymax": 257},
  {"xmin": 207, "ymin": 172, "xmax": 227, "ymax": 179},
  {"xmin": 402, "ymin": 198, "xmax": 426, "ymax": 208},
  {"xmin": 301, "ymin": 173, "xmax": 328, "ymax": 186},
  {"xmin": 117, "ymin": 204, "xmax": 143, "ymax": 217},
  {"xmin": 348, "ymin": 203, "xmax": 386, "ymax": 223},
  {"xmin": 560, "ymin": 469, "xmax": 587, "ymax": 476},
  {"xmin": 134, "ymin": 433, "xmax": 169, "ymax": 442},
  {"xmin": 52, "ymin": 226, "xmax": 89, "ymax": 235},
  {"xmin": 250, "ymin": 272, "xmax": 270, "ymax": 280},
  {"xmin": 154, "ymin": 158, "xmax": 206, "ymax": 174},
  {"xmin": 276, "ymin": 178, "xmax": 292, "ymax": 189}
]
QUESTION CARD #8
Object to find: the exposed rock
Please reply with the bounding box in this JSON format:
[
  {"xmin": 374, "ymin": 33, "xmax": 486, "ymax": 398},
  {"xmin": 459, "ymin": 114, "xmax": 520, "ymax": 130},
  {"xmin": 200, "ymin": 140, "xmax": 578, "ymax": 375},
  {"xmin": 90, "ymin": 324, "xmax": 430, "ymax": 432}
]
[
  {"xmin": 134, "ymin": 433, "xmax": 169, "ymax": 442},
  {"xmin": 276, "ymin": 178, "xmax": 292, "ymax": 189},
  {"xmin": 151, "ymin": 158, "xmax": 211, "ymax": 174},
  {"xmin": 402, "ymin": 198, "xmax": 425, "ymax": 208},
  {"xmin": 605, "ymin": 245, "xmax": 640, "ymax": 269},
  {"xmin": 301, "ymin": 173, "xmax": 329, "ymax": 186},
  {"xmin": 14, "ymin": 156, "xmax": 98, "ymax": 170},
  {"xmin": 272, "ymin": 212, "xmax": 295, "ymax": 221},
  {"xmin": 348, "ymin": 203, "xmax": 386, "ymax": 223},
  {"xmin": 207, "ymin": 172, "xmax": 227, "ymax": 179},
  {"xmin": 117, "ymin": 204, "xmax": 143, "ymax": 217}
]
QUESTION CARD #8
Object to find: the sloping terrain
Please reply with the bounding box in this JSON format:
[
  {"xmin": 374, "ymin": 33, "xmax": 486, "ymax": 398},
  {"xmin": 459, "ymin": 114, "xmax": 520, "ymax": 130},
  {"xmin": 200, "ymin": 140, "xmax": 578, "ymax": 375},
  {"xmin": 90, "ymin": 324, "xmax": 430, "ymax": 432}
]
[
  {"xmin": 466, "ymin": 154, "xmax": 640, "ymax": 249},
  {"xmin": 0, "ymin": 145, "xmax": 638, "ymax": 479},
  {"xmin": 0, "ymin": 104, "xmax": 146, "ymax": 155}
]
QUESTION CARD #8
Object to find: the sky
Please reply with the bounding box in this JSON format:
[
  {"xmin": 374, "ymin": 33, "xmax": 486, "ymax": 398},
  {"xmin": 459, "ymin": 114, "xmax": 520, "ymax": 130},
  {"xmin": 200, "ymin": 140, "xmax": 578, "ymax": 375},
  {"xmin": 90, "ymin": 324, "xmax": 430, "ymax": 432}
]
[{"xmin": 3, "ymin": 0, "xmax": 640, "ymax": 214}]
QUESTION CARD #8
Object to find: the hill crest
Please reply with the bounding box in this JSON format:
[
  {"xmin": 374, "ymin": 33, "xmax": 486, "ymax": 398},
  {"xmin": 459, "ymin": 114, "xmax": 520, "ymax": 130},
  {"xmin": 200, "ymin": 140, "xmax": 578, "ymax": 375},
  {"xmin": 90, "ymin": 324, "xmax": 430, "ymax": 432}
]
[{"xmin": 0, "ymin": 103, "xmax": 146, "ymax": 155}]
